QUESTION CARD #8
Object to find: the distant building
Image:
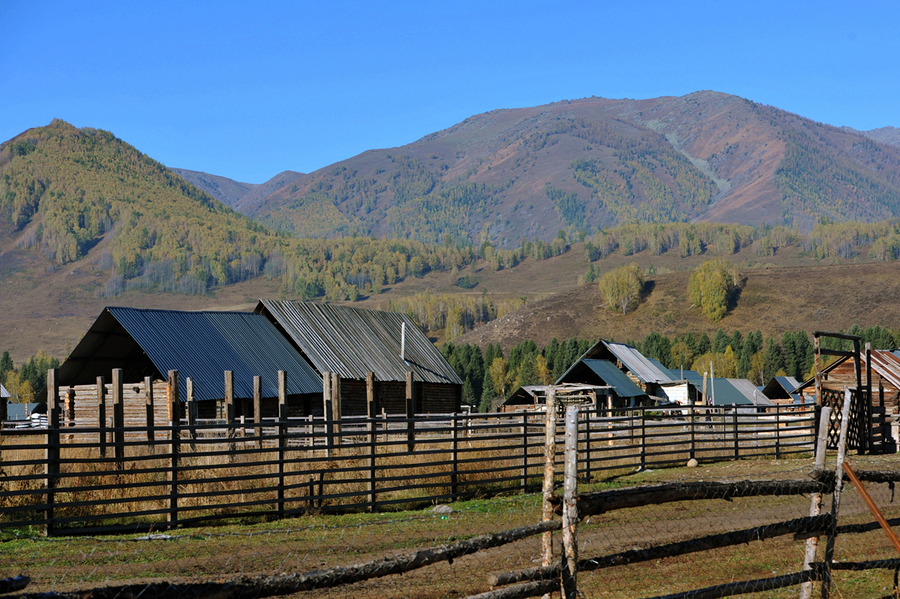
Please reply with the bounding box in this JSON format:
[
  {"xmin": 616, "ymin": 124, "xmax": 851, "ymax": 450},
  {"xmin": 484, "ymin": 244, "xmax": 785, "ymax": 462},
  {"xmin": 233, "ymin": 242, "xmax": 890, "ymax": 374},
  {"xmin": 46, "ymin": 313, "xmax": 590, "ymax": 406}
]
[{"xmin": 256, "ymin": 301, "xmax": 463, "ymax": 415}]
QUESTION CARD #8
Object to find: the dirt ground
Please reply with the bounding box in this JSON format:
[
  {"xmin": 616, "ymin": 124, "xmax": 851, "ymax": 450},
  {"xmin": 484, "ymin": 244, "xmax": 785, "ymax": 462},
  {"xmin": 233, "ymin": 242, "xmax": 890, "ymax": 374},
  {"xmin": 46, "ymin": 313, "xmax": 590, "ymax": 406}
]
[{"xmin": 5, "ymin": 455, "xmax": 900, "ymax": 599}]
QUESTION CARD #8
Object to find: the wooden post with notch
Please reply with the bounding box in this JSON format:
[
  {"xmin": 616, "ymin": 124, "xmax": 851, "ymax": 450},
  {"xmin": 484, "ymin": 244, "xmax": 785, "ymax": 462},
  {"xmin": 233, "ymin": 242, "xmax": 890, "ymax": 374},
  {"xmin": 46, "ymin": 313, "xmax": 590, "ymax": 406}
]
[
  {"xmin": 44, "ymin": 368, "xmax": 60, "ymax": 536},
  {"xmin": 167, "ymin": 370, "xmax": 180, "ymax": 527},
  {"xmin": 406, "ymin": 370, "xmax": 415, "ymax": 452},
  {"xmin": 186, "ymin": 376, "xmax": 197, "ymax": 451},
  {"xmin": 224, "ymin": 370, "xmax": 235, "ymax": 457},
  {"xmin": 332, "ymin": 372, "xmax": 342, "ymax": 445},
  {"xmin": 366, "ymin": 371, "xmax": 376, "ymax": 511},
  {"xmin": 145, "ymin": 376, "xmax": 155, "ymax": 448},
  {"xmin": 323, "ymin": 371, "xmax": 333, "ymax": 457},
  {"xmin": 253, "ymin": 375, "xmax": 262, "ymax": 449},
  {"xmin": 541, "ymin": 386, "xmax": 557, "ymax": 573},
  {"xmin": 97, "ymin": 376, "xmax": 107, "ymax": 457},
  {"xmin": 112, "ymin": 368, "xmax": 124, "ymax": 469},
  {"xmin": 277, "ymin": 370, "xmax": 287, "ymax": 519},
  {"xmin": 561, "ymin": 405, "xmax": 579, "ymax": 599}
]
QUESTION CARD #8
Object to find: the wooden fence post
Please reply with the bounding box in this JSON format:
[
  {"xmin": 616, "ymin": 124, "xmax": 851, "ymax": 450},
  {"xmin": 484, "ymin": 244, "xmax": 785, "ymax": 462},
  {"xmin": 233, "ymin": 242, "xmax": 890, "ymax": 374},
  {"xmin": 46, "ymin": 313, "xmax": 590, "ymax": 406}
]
[
  {"xmin": 186, "ymin": 377, "xmax": 197, "ymax": 451},
  {"xmin": 521, "ymin": 412, "xmax": 529, "ymax": 493},
  {"xmin": 406, "ymin": 371, "xmax": 415, "ymax": 453},
  {"xmin": 451, "ymin": 412, "xmax": 459, "ymax": 498},
  {"xmin": 821, "ymin": 389, "xmax": 854, "ymax": 599},
  {"xmin": 224, "ymin": 370, "xmax": 235, "ymax": 458},
  {"xmin": 167, "ymin": 370, "xmax": 180, "ymax": 527},
  {"xmin": 541, "ymin": 387, "xmax": 557, "ymax": 571},
  {"xmin": 584, "ymin": 408, "xmax": 592, "ymax": 482},
  {"xmin": 639, "ymin": 407, "xmax": 646, "ymax": 470},
  {"xmin": 366, "ymin": 372, "xmax": 376, "ymax": 511},
  {"xmin": 689, "ymin": 404, "xmax": 696, "ymax": 461},
  {"xmin": 44, "ymin": 368, "xmax": 60, "ymax": 536},
  {"xmin": 775, "ymin": 406, "xmax": 781, "ymax": 459},
  {"xmin": 253, "ymin": 375, "xmax": 262, "ymax": 449},
  {"xmin": 800, "ymin": 406, "xmax": 832, "ymax": 599},
  {"xmin": 278, "ymin": 370, "xmax": 287, "ymax": 519},
  {"xmin": 561, "ymin": 405, "xmax": 579, "ymax": 599},
  {"xmin": 97, "ymin": 376, "xmax": 107, "ymax": 457},
  {"xmin": 323, "ymin": 371, "xmax": 333, "ymax": 457},
  {"xmin": 733, "ymin": 410, "xmax": 739, "ymax": 459},
  {"xmin": 332, "ymin": 372, "xmax": 342, "ymax": 444},
  {"xmin": 145, "ymin": 376, "xmax": 155, "ymax": 448},
  {"xmin": 111, "ymin": 368, "xmax": 124, "ymax": 469}
]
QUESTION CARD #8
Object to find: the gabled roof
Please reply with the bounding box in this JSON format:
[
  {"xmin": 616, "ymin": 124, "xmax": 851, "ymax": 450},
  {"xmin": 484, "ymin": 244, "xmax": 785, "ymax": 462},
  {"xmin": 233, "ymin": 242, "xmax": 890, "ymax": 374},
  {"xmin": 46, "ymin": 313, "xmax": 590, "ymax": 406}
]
[
  {"xmin": 560, "ymin": 359, "xmax": 646, "ymax": 398},
  {"xmin": 602, "ymin": 341, "xmax": 675, "ymax": 384},
  {"xmin": 727, "ymin": 378, "xmax": 775, "ymax": 406},
  {"xmin": 256, "ymin": 301, "xmax": 462, "ymax": 385},
  {"xmin": 793, "ymin": 349, "xmax": 900, "ymax": 394},
  {"xmin": 59, "ymin": 307, "xmax": 322, "ymax": 401},
  {"xmin": 558, "ymin": 340, "xmax": 674, "ymax": 386},
  {"xmin": 0, "ymin": 383, "xmax": 9, "ymax": 399}
]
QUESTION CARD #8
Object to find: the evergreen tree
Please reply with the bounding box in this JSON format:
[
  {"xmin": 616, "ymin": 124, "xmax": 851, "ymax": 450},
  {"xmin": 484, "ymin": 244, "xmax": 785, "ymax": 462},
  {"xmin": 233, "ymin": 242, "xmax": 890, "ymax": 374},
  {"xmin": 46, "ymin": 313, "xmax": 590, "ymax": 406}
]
[
  {"xmin": 763, "ymin": 339, "xmax": 786, "ymax": 382},
  {"xmin": 713, "ymin": 329, "xmax": 730, "ymax": 354},
  {"xmin": 696, "ymin": 333, "xmax": 711, "ymax": 356},
  {"xmin": 730, "ymin": 330, "xmax": 744, "ymax": 355},
  {"xmin": 641, "ymin": 332, "xmax": 672, "ymax": 368},
  {"xmin": 0, "ymin": 351, "xmax": 13, "ymax": 384},
  {"xmin": 479, "ymin": 367, "xmax": 495, "ymax": 413},
  {"xmin": 461, "ymin": 377, "xmax": 476, "ymax": 407},
  {"xmin": 781, "ymin": 331, "xmax": 798, "ymax": 380}
]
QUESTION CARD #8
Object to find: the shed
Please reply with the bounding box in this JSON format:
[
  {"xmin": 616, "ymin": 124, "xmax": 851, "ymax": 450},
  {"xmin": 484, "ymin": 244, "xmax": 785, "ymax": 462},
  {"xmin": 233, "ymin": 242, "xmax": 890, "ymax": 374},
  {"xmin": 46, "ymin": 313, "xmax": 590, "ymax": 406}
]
[
  {"xmin": 501, "ymin": 384, "xmax": 612, "ymax": 412},
  {"xmin": 58, "ymin": 307, "xmax": 323, "ymax": 421},
  {"xmin": 761, "ymin": 376, "xmax": 802, "ymax": 405},
  {"xmin": 256, "ymin": 301, "xmax": 463, "ymax": 415},
  {"xmin": 556, "ymin": 358, "xmax": 649, "ymax": 407}
]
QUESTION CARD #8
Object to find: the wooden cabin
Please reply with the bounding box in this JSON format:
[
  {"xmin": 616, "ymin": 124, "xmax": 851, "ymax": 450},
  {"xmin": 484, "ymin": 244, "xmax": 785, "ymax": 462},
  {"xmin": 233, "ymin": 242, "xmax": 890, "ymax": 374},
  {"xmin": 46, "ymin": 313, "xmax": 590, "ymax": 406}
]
[
  {"xmin": 57, "ymin": 307, "xmax": 323, "ymax": 424},
  {"xmin": 256, "ymin": 300, "xmax": 463, "ymax": 416}
]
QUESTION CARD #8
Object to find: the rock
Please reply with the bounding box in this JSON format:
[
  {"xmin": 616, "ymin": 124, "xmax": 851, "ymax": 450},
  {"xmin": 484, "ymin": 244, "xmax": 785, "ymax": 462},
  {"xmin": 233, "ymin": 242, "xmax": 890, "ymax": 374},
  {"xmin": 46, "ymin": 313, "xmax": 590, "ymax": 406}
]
[
  {"xmin": 687, "ymin": 458, "xmax": 699, "ymax": 468},
  {"xmin": 432, "ymin": 504, "xmax": 454, "ymax": 514}
]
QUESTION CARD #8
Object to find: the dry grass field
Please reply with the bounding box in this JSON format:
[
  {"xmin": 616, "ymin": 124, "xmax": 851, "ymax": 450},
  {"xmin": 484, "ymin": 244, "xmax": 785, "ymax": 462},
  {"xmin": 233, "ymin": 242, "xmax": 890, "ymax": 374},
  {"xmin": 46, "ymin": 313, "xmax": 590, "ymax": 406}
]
[{"xmin": 3, "ymin": 454, "xmax": 898, "ymax": 599}]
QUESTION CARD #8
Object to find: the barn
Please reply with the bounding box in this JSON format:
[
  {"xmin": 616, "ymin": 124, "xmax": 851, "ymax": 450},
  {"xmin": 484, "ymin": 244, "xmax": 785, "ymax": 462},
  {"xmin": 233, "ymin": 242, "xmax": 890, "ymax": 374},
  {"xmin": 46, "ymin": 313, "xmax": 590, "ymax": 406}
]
[
  {"xmin": 255, "ymin": 300, "xmax": 463, "ymax": 416},
  {"xmin": 57, "ymin": 307, "xmax": 323, "ymax": 424}
]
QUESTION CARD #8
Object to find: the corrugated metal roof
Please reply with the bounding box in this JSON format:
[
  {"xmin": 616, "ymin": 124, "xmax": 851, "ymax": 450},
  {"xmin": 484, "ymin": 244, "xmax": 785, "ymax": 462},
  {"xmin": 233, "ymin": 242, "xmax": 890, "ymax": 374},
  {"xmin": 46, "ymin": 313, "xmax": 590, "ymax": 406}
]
[
  {"xmin": 0, "ymin": 383, "xmax": 9, "ymax": 399},
  {"xmin": 603, "ymin": 341, "xmax": 675, "ymax": 384},
  {"xmin": 60, "ymin": 307, "xmax": 322, "ymax": 401},
  {"xmin": 581, "ymin": 359, "xmax": 646, "ymax": 398},
  {"xmin": 257, "ymin": 301, "xmax": 462, "ymax": 385},
  {"xmin": 727, "ymin": 378, "xmax": 775, "ymax": 406}
]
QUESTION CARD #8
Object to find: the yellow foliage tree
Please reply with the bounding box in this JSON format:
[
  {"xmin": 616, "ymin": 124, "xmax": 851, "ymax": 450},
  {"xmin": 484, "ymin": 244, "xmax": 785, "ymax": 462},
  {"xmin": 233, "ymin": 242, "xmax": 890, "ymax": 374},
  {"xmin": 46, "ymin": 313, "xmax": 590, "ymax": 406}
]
[{"xmin": 598, "ymin": 262, "xmax": 644, "ymax": 315}]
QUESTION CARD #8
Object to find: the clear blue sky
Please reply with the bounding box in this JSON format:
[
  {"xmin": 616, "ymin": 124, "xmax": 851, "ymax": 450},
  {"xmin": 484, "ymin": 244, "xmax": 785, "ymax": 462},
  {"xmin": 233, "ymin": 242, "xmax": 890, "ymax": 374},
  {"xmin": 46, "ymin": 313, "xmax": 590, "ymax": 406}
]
[{"xmin": 1, "ymin": 1, "xmax": 897, "ymax": 183}]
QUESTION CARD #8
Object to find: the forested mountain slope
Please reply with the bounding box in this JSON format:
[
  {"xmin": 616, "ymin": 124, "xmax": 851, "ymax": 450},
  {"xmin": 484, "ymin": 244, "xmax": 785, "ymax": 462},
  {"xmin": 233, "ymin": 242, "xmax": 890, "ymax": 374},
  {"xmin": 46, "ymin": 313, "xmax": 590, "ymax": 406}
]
[{"xmin": 244, "ymin": 91, "xmax": 900, "ymax": 245}]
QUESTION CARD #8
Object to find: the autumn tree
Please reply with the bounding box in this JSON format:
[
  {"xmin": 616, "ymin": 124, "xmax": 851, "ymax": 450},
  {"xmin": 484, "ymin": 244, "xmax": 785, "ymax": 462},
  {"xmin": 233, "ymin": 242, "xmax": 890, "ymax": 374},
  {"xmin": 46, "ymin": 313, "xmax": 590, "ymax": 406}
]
[
  {"xmin": 689, "ymin": 258, "xmax": 740, "ymax": 321},
  {"xmin": 598, "ymin": 262, "xmax": 644, "ymax": 315}
]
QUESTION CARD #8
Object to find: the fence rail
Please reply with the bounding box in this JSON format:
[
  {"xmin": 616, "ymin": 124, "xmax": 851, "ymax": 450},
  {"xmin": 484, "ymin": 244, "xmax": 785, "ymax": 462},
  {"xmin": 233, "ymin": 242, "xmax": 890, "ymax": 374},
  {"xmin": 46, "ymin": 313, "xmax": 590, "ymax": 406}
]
[{"xmin": 0, "ymin": 404, "xmax": 816, "ymax": 535}]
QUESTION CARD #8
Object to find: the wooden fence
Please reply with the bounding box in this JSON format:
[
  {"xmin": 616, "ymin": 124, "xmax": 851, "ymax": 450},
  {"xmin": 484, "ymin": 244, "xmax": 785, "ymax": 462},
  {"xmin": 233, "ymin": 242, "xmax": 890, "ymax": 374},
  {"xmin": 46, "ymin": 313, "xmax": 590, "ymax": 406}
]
[{"xmin": 0, "ymin": 395, "xmax": 816, "ymax": 535}]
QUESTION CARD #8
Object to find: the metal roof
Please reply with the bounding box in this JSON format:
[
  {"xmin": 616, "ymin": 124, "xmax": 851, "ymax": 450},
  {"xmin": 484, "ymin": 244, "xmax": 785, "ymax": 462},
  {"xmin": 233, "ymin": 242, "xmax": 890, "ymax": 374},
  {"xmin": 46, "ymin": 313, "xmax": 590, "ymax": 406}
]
[
  {"xmin": 580, "ymin": 359, "xmax": 646, "ymax": 398},
  {"xmin": 0, "ymin": 383, "xmax": 9, "ymax": 399},
  {"xmin": 256, "ymin": 301, "xmax": 463, "ymax": 385},
  {"xmin": 59, "ymin": 307, "xmax": 322, "ymax": 401},
  {"xmin": 727, "ymin": 378, "xmax": 775, "ymax": 406},
  {"xmin": 603, "ymin": 341, "xmax": 675, "ymax": 384}
]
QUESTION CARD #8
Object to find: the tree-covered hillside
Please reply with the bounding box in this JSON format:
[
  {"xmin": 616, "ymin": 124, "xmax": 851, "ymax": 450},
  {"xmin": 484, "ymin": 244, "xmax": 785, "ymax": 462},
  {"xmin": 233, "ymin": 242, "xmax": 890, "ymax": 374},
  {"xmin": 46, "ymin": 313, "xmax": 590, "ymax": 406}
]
[{"xmin": 0, "ymin": 120, "xmax": 485, "ymax": 300}]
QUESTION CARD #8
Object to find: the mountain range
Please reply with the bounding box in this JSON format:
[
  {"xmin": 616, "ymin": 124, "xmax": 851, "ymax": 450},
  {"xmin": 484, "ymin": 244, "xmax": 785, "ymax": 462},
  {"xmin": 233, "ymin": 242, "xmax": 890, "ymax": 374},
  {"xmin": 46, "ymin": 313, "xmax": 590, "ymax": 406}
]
[
  {"xmin": 3, "ymin": 91, "xmax": 900, "ymax": 363},
  {"xmin": 177, "ymin": 90, "xmax": 900, "ymax": 245}
]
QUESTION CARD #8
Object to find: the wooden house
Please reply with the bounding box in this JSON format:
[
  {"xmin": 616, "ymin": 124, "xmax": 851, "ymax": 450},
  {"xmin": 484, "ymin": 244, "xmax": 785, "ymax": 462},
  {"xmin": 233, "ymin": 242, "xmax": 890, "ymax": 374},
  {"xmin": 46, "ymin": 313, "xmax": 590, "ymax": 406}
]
[
  {"xmin": 794, "ymin": 350, "xmax": 900, "ymax": 411},
  {"xmin": 255, "ymin": 300, "xmax": 463, "ymax": 416},
  {"xmin": 57, "ymin": 307, "xmax": 323, "ymax": 423}
]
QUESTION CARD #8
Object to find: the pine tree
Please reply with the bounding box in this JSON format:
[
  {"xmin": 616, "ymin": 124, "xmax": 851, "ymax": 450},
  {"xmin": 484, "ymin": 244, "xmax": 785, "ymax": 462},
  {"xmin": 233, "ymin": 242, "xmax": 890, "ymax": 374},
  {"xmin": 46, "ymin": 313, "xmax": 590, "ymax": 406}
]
[
  {"xmin": 763, "ymin": 339, "xmax": 786, "ymax": 382},
  {"xmin": 479, "ymin": 367, "xmax": 495, "ymax": 413},
  {"xmin": 713, "ymin": 329, "xmax": 729, "ymax": 354},
  {"xmin": 0, "ymin": 351, "xmax": 13, "ymax": 384}
]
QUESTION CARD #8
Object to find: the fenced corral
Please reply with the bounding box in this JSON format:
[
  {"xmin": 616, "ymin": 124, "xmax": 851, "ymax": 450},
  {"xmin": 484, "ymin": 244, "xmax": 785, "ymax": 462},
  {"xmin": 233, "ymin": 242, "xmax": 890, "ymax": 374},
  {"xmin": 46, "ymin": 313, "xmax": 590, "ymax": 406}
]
[
  {"xmin": 1, "ymin": 394, "xmax": 816, "ymax": 535},
  {"xmin": 1, "ymin": 395, "xmax": 895, "ymax": 599}
]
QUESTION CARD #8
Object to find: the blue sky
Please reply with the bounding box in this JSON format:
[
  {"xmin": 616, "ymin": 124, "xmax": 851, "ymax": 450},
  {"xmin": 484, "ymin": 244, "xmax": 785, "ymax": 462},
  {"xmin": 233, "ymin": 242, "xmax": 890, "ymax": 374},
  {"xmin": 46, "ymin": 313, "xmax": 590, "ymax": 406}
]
[{"xmin": 1, "ymin": 1, "xmax": 897, "ymax": 183}]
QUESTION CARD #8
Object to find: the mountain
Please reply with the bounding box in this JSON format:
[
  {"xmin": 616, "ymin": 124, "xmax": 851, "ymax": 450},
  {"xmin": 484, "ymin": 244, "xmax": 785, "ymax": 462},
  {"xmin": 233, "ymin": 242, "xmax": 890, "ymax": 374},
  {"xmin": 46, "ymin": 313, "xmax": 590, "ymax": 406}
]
[
  {"xmin": 242, "ymin": 91, "xmax": 900, "ymax": 244},
  {"xmin": 861, "ymin": 126, "xmax": 900, "ymax": 148},
  {"xmin": 171, "ymin": 168, "xmax": 305, "ymax": 212}
]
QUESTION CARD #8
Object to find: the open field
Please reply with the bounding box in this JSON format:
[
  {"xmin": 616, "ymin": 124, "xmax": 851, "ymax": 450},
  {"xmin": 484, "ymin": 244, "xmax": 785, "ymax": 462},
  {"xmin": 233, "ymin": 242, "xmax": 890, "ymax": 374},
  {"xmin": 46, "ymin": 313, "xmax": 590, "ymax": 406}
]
[{"xmin": 3, "ymin": 454, "xmax": 899, "ymax": 598}]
